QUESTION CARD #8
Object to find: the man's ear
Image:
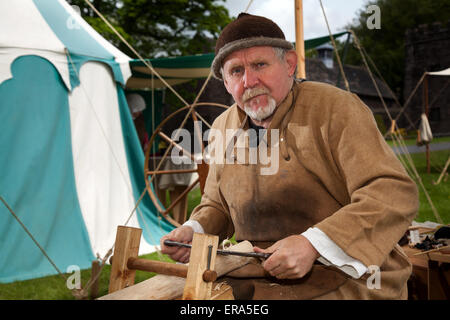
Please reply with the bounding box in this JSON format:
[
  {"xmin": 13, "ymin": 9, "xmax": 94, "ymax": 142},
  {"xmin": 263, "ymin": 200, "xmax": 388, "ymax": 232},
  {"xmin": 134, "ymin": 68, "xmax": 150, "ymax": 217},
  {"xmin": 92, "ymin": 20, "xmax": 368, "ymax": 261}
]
[{"xmin": 285, "ymin": 50, "xmax": 298, "ymax": 77}]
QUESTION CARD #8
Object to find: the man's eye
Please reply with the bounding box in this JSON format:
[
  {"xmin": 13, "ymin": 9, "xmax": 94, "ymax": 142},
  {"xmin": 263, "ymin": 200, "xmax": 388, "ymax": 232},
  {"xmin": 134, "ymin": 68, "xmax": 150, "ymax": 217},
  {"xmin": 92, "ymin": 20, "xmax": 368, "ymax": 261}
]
[
  {"xmin": 231, "ymin": 68, "xmax": 243, "ymax": 76},
  {"xmin": 256, "ymin": 62, "xmax": 266, "ymax": 68}
]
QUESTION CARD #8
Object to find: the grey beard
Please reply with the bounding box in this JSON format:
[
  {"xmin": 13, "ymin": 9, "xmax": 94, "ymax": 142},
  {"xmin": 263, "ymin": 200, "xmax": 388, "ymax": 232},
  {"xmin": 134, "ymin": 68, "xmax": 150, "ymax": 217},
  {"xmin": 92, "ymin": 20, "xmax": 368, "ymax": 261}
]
[
  {"xmin": 242, "ymin": 87, "xmax": 277, "ymax": 122},
  {"xmin": 244, "ymin": 95, "xmax": 277, "ymax": 121}
]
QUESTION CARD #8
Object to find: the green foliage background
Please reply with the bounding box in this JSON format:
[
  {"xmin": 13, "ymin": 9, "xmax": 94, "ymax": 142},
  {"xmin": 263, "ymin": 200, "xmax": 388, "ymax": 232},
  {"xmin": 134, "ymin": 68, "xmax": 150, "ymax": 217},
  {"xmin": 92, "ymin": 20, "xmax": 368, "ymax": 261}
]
[
  {"xmin": 342, "ymin": 0, "xmax": 450, "ymax": 101},
  {"xmin": 67, "ymin": 0, "xmax": 232, "ymax": 58}
]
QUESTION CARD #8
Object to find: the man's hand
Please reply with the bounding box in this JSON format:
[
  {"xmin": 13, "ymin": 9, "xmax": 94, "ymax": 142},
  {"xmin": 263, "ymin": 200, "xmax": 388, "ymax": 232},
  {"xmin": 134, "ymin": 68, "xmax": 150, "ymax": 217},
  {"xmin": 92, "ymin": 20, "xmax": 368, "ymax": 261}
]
[
  {"xmin": 160, "ymin": 225, "xmax": 194, "ymax": 263},
  {"xmin": 253, "ymin": 235, "xmax": 320, "ymax": 279}
]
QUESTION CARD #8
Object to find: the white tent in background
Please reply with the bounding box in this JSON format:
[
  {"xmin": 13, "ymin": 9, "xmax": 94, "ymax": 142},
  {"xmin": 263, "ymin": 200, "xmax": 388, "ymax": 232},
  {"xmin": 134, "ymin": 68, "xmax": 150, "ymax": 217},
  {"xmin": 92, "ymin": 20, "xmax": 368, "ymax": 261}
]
[
  {"xmin": 427, "ymin": 67, "xmax": 450, "ymax": 76},
  {"xmin": 0, "ymin": 0, "xmax": 173, "ymax": 283}
]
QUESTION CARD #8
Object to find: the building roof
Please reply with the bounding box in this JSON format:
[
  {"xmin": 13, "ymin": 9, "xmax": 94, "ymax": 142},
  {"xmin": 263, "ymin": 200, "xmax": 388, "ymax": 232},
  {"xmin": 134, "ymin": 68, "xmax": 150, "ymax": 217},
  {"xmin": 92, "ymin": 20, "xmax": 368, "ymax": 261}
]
[
  {"xmin": 316, "ymin": 43, "xmax": 334, "ymax": 51},
  {"xmin": 305, "ymin": 58, "xmax": 395, "ymax": 99}
]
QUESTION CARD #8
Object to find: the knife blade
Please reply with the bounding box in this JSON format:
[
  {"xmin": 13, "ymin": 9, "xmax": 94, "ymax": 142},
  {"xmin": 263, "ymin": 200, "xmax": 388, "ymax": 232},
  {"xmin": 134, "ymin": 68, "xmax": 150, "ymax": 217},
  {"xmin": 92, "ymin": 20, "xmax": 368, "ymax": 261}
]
[{"xmin": 163, "ymin": 239, "xmax": 271, "ymax": 259}]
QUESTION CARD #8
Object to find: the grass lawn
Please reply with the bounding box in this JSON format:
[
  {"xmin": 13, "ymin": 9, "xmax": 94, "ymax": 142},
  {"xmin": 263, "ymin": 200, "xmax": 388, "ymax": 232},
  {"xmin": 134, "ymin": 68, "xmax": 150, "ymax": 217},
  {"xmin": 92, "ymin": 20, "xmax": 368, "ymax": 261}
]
[
  {"xmin": 1, "ymin": 147, "xmax": 448, "ymax": 300},
  {"xmin": 385, "ymin": 135, "xmax": 450, "ymax": 147},
  {"xmin": 0, "ymin": 251, "xmax": 172, "ymax": 300},
  {"xmin": 404, "ymin": 149, "xmax": 450, "ymax": 224}
]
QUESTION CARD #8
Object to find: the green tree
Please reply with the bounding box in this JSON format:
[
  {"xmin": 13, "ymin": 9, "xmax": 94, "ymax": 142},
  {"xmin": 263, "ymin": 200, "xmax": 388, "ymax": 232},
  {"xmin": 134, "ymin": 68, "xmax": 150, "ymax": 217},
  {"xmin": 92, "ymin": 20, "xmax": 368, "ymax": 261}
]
[
  {"xmin": 343, "ymin": 0, "xmax": 450, "ymax": 101},
  {"xmin": 68, "ymin": 0, "xmax": 232, "ymax": 58}
]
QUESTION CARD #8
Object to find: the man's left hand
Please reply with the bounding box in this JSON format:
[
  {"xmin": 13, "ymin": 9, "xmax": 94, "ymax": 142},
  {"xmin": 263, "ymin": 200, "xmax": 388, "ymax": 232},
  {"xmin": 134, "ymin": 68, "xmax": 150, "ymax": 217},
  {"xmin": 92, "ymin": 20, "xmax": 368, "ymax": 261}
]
[{"xmin": 254, "ymin": 235, "xmax": 320, "ymax": 279}]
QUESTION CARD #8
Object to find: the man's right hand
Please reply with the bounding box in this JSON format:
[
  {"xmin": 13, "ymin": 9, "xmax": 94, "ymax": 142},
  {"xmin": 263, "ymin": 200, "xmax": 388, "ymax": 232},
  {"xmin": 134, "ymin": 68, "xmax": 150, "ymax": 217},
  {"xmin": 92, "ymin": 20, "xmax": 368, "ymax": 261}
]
[{"xmin": 160, "ymin": 225, "xmax": 194, "ymax": 263}]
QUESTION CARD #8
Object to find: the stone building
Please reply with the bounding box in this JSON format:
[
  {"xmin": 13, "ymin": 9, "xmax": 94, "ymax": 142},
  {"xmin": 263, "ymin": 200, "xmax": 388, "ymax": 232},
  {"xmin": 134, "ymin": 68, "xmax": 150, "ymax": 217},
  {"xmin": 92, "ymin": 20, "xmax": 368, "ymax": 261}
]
[
  {"xmin": 305, "ymin": 45, "xmax": 397, "ymax": 134},
  {"xmin": 404, "ymin": 21, "xmax": 450, "ymax": 135}
]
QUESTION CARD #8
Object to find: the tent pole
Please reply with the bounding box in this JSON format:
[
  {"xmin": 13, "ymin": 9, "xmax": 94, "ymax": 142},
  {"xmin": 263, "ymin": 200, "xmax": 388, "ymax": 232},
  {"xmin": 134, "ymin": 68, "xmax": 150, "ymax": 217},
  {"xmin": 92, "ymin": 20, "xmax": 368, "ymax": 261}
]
[
  {"xmin": 295, "ymin": 0, "xmax": 306, "ymax": 79},
  {"xmin": 424, "ymin": 75, "xmax": 430, "ymax": 174},
  {"xmin": 336, "ymin": 32, "xmax": 351, "ymax": 88}
]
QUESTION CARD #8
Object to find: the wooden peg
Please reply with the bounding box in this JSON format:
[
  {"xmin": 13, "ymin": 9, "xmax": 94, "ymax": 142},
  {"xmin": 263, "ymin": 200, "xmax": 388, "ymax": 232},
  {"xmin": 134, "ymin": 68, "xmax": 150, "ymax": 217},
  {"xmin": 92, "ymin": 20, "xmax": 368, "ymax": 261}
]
[
  {"xmin": 90, "ymin": 260, "xmax": 100, "ymax": 299},
  {"xmin": 182, "ymin": 233, "xmax": 219, "ymax": 300},
  {"xmin": 390, "ymin": 120, "xmax": 396, "ymax": 134},
  {"xmin": 108, "ymin": 226, "xmax": 142, "ymax": 294}
]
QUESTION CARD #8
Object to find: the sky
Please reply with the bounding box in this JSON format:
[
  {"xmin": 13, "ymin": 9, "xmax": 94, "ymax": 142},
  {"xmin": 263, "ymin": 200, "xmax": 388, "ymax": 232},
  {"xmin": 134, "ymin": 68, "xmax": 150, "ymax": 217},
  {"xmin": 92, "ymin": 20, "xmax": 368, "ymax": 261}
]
[{"xmin": 222, "ymin": 0, "xmax": 369, "ymax": 41}]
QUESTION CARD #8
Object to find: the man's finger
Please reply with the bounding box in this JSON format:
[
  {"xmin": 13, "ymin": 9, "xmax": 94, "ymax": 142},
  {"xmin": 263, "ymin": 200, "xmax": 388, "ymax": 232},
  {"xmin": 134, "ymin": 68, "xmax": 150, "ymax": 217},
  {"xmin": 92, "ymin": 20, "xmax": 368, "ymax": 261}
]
[
  {"xmin": 254, "ymin": 242, "xmax": 279, "ymax": 254},
  {"xmin": 266, "ymin": 262, "xmax": 284, "ymax": 276},
  {"xmin": 170, "ymin": 247, "xmax": 189, "ymax": 262},
  {"xmin": 261, "ymin": 250, "xmax": 285, "ymax": 273},
  {"xmin": 179, "ymin": 251, "xmax": 190, "ymax": 264}
]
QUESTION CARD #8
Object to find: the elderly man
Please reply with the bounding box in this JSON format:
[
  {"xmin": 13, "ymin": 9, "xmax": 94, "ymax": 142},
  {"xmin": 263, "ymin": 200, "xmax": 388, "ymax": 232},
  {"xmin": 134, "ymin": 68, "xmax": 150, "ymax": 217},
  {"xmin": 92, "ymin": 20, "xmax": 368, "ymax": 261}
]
[{"xmin": 161, "ymin": 13, "xmax": 418, "ymax": 299}]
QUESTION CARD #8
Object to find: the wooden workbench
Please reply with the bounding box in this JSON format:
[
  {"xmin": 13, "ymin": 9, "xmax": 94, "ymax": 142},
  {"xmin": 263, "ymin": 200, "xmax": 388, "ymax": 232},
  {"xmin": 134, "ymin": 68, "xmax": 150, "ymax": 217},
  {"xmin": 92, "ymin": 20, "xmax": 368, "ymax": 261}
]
[{"xmin": 402, "ymin": 245, "xmax": 450, "ymax": 300}]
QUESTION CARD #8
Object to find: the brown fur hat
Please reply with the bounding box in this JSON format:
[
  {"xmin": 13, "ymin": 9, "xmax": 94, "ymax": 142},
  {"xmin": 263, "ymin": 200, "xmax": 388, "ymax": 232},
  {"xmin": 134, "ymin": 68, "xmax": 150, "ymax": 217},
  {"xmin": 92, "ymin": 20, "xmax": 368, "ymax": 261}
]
[{"xmin": 212, "ymin": 13, "xmax": 293, "ymax": 80}]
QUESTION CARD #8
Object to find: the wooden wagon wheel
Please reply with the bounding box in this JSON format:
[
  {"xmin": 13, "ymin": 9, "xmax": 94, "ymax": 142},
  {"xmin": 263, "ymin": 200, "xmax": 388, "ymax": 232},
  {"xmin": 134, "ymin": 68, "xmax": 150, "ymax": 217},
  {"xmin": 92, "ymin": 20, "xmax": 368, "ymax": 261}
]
[{"xmin": 144, "ymin": 102, "xmax": 229, "ymax": 227}]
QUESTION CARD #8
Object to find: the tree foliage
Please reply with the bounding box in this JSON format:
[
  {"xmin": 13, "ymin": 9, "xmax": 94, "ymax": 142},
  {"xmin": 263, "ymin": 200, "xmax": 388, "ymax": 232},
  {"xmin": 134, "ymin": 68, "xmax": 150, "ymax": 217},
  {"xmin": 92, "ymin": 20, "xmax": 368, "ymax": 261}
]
[
  {"xmin": 67, "ymin": 0, "xmax": 232, "ymax": 58},
  {"xmin": 343, "ymin": 0, "xmax": 450, "ymax": 100}
]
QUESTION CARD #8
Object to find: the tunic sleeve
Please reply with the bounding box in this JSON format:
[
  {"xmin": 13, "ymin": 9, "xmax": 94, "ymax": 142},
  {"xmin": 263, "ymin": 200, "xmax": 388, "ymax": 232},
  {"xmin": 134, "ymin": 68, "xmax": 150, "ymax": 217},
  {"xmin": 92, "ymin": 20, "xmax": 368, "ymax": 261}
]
[{"xmin": 314, "ymin": 92, "xmax": 418, "ymax": 268}]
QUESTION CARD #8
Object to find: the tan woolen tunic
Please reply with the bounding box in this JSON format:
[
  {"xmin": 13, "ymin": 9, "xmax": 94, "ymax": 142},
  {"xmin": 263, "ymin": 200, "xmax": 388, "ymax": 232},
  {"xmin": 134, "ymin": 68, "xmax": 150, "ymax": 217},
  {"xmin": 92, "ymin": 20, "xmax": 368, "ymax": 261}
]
[{"xmin": 189, "ymin": 80, "xmax": 419, "ymax": 299}]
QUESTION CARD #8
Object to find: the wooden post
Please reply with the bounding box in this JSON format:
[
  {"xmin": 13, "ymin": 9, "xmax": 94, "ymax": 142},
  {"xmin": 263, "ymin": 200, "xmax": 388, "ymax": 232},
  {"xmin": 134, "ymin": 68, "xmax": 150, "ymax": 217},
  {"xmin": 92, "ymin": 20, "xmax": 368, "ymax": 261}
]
[
  {"xmin": 295, "ymin": 0, "xmax": 306, "ymax": 79},
  {"xmin": 182, "ymin": 233, "xmax": 219, "ymax": 300},
  {"xmin": 424, "ymin": 75, "xmax": 430, "ymax": 174},
  {"xmin": 390, "ymin": 120, "xmax": 396, "ymax": 134},
  {"xmin": 90, "ymin": 260, "xmax": 100, "ymax": 299},
  {"xmin": 427, "ymin": 260, "xmax": 448, "ymax": 299},
  {"xmin": 108, "ymin": 226, "xmax": 142, "ymax": 294}
]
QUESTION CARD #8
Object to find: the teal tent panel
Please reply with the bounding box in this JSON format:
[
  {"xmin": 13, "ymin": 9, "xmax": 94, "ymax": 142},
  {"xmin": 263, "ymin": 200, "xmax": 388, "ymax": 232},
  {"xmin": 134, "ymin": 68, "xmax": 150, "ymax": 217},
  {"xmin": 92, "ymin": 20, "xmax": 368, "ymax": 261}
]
[
  {"xmin": 130, "ymin": 53, "xmax": 215, "ymax": 70},
  {"xmin": 304, "ymin": 31, "xmax": 349, "ymax": 50},
  {"xmin": 33, "ymin": 0, "xmax": 113, "ymax": 61},
  {"xmin": 0, "ymin": 56, "xmax": 95, "ymax": 283},
  {"xmin": 66, "ymin": 53, "xmax": 125, "ymax": 89},
  {"xmin": 116, "ymin": 85, "xmax": 174, "ymax": 244},
  {"xmin": 34, "ymin": 0, "xmax": 126, "ymax": 87}
]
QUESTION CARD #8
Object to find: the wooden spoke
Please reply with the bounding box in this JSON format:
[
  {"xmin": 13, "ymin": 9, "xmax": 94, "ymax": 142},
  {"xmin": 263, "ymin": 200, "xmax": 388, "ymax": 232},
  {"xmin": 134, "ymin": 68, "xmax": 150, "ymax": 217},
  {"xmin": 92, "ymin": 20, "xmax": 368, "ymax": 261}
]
[
  {"xmin": 158, "ymin": 131, "xmax": 196, "ymax": 163},
  {"xmin": 194, "ymin": 111, "xmax": 212, "ymax": 129},
  {"xmin": 144, "ymin": 102, "xmax": 228, "ymax": 227},
  {"xmin": 190, "ymin": 109, "xmax": 205, "ymax": 155},
  {"xmin": 163, "ymin": 178, "xmax": 199, "ymax": 216},
  {"xmin": 146, "ymin": 169, "xmax": 198, "ymax": 175}
]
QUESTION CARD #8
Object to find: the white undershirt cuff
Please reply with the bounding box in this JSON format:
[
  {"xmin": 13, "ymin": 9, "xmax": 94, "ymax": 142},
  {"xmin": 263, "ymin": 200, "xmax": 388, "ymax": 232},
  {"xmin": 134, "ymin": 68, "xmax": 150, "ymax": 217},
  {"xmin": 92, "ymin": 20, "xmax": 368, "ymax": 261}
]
[
  {"xmin": 302, "ymin": 227, "xmax": 368, "ymax": 279},
  {"xmin": 183, "ymin": 219, "xmax": 205, "ymax": 234}
]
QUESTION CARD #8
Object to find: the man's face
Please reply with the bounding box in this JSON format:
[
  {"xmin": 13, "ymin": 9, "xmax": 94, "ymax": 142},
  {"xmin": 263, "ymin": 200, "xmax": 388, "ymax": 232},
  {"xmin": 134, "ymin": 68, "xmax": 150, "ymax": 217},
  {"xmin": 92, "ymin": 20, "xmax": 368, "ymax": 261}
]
[{"xmin": 222, "ymin": 46, "xmax": 297, "ymax": 121}]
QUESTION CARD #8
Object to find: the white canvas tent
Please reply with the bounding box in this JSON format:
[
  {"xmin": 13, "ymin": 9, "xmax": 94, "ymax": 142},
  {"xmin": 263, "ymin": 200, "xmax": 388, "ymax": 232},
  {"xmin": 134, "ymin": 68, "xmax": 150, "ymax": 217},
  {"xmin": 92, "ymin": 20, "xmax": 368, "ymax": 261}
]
[
  {"xmin": 427, "ymin": 67, "xmax": 450, "ymax": 77},
  {"xmin": 0, "ymin": 0, "xmax": 173, "ymax": 283}
]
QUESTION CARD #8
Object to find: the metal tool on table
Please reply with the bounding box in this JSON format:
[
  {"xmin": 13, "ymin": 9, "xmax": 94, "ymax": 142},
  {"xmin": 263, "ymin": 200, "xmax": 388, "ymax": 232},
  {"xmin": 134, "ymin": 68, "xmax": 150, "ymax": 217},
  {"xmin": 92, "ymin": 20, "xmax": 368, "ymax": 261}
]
[{"xmin": 164, "ymin": 239, "xmax": 271, "ymax": 259}]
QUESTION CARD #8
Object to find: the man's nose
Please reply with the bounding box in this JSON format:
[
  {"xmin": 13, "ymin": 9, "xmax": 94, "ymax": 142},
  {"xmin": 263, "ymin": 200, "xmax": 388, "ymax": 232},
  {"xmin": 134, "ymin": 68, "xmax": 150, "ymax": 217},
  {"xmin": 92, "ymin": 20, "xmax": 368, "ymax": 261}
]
[{"xmin": 243, "ymin": 68, "xmax": 259, "ymax": 88}]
